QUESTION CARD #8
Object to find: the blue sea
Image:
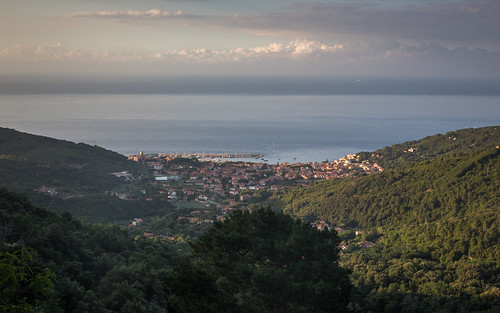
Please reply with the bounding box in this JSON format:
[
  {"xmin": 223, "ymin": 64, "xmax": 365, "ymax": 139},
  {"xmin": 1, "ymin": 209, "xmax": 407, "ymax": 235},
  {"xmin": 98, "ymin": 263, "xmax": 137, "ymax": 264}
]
[{"xmin": 1, "ymin": 93, "xmax": 499, "ymax": 163}]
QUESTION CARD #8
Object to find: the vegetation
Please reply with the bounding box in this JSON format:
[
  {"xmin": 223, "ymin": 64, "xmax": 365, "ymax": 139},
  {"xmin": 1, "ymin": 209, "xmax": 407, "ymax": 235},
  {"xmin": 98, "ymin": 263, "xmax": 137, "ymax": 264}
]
[
  {"xmin": 0, "ymin": 127, "xmax": 133, "ymax": 173},
  {"xmin": 0, "ymin": 190, "xmax": 352, "ymax": 312},
  {"xmin": 29, "ymin": 192, "xmax": 174, "ymax": 224},
  {"xmin": 356, "ymin": 126, "xmax": 500, "ymax": 169},
  {"xmin": 270, "ymin": 146, "xmax": 500, "ymax": 312},
  {"xmin": 0, "ymin": 248, "xmax": 56, "ymax": 313},
  {"xmin": 0, "ymin": 127, "xmax": 167, "ymax": 223},
  {"xmin": 166, "ymin": 208, "xmax": 352, "ymax": 313},
  {"xmin": 0, "ymin": 188, "xmax": 176, "ymax": 312}
]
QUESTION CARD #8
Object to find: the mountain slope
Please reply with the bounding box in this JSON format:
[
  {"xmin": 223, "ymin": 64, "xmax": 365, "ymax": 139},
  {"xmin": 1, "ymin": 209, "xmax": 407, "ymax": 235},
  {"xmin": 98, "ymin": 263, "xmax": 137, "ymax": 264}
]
[
  {"xmin": 276, "ymin": 147, "xmax": 499, "ymax": 232},
  {"xmin": 357, "ymin": 126, "xmax": 500, "ymax": 169},
  {"xmin": 270, "ymin": 129, "xmax": 500, "ymax": 312},
  {"xmin": 0, "ymin": 127, "xmax": 131, "ymax": 172},
  {"xmin": 0, "ymin": 127, "xmax": 152, "ymax": 223},
  {"xmin": 0, "ymin": 188, "xmax": 175, "ymax": 313}
]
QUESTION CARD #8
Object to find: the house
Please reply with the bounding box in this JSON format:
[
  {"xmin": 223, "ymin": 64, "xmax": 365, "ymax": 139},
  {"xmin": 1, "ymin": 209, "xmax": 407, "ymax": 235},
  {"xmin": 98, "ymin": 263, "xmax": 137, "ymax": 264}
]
[
  {"xmin": 337, "ymin": 244, "xmax": 348, "ymax": 250},
  {"xmin": 359, "ymin": 241, "xmax": 375, "ymax": 248},
  {"xmin": 315, "ymin": 221, "xmax": 330, "ymax": 231},
  {"xmin": 270, "ymin": 185, "xmax": 281, "ymax": 191},
  {"xmin": 334, "ymin": 227, "xmax": 346, "ymax": 234}
]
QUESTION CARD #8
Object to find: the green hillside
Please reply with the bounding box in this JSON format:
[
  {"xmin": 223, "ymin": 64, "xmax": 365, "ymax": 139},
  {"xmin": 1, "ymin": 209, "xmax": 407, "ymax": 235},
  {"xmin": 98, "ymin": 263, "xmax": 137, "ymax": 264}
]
[
  {"xmin": 0, "ymin": 189, "xmax": 351, "ymax": 313},
  {"xmin": 0, "ymin": 127, "xmax": 159, "ymax": 223},
  {"xmin": 0, "ymin": 188, "xmax": 176, "ymax": 313},
  {"xmin": 0, "ymin": 127, "xmax": 138, "ymax": 190},
  {"xmin": 270, "ymin": 140, "xmax": 500, "ymax": 311},
  {"xmin": 0, "ymin": 127, "xmax": 131, "ymax": 171},
  {"xmin": 276, "ymin": 148, "xmax": 499, "ymax": 233},
  {"xmin": 356, "ymin": 126, "xmax": 500, "ymax": 169}
]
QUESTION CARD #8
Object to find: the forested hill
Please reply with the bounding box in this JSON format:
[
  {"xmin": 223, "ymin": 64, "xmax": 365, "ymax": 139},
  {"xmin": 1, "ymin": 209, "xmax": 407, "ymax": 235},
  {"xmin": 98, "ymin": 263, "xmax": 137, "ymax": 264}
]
[
  {"xmin": 275, "ymin": 147, "xmax": 499, "ymax": 238},
  {"xmin": 1, "ymin": 189, "xmax": 352, "ymax": 313},
  {"xmin": 0, "ymin": 188, "xmax": 175, "ymax": 312},
  {"xmin": 0, "ymin": 127, "xmax": 146, "ymax": 222},
  {"xmin": 357, "ymin": 126, "xmax": 499, "ymax": 169},
  {"xmin": 0, "ymin": 127, "xmax": 132, "ymax": 172},
  {"xmin": 271, "ymin": 144, "xmax": 500, "ymax": 311},
  {"xmin": 0, "ymin": 127, "xmax": 139, "ymax": 195}
]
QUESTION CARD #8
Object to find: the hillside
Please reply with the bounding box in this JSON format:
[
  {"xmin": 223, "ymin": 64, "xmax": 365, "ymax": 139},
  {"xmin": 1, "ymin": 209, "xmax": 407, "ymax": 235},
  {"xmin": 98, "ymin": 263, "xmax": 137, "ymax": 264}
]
[
  {"xmin": 1, "ymin": 188, "xmax": 355, "ymax": 313},
  {"xmin": 275, "ymin": 147, "xmax": 499, "ymax": 232},
  {"xmin": 0, "ymin": 127, "xmax": 162, "ymax": 223},
  {"xmin": 0, "ymin": 127, "xmax": 132, "ymax": 171},
  {"xmin": 270, "ymin": 142, "xmax": 500, "ymax": 311},
  {"xmin": 0, "ymin": 127, "xmax": 138, "ymax": 190},
  {"xmin": 356, "ymin": 126, "xmax": 500, "ymax": 169},
  {"xmin": 0, "ymin": 188, "xmax": 176, "ymax": 312}
]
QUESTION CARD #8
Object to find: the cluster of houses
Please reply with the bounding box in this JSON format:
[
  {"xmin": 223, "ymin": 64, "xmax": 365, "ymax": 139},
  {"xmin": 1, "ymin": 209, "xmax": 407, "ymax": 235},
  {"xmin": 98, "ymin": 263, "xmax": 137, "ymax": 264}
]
[
  {"xmin": 130, "ymin": 153, "xmax": 383, "ymax": 203},
  {"xmin": 276, "ymin": 154, "xmax": 383, "ymax": 180},
  {"xmin": 36, "ymin": 185, "xmax": 58, "ymax": 197},
  {"xmin": 120, "ymin": 153, "xmax": 383, "ymax": 244}
]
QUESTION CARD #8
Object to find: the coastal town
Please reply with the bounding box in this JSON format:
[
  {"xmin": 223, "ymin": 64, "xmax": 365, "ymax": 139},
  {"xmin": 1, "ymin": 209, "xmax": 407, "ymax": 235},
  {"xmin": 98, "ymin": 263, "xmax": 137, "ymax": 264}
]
[
  {"xmin": 108, "ymin": 151, "xmax": 383, "ymax": 249},
  {"xmin": 123, "ymin": 151, "xmax": 383, "ymax": 202}
]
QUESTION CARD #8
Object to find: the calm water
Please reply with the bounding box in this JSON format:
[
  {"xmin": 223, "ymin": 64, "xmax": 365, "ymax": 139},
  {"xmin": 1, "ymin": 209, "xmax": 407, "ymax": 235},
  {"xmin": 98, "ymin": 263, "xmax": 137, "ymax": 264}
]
[{"xmin": 1, "ymin": 94, "xmax": 499, "ymax": 163}]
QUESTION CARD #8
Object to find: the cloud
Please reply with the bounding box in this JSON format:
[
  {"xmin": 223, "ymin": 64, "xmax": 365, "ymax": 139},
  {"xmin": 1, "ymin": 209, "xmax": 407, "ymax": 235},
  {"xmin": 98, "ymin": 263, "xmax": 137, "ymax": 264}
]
[
  {"xmin": 149, "ymin": 39, "xmax": 343, "ymax": 62},
  {"xmin": 1, "ymin": 39, "xmax": 499, "ymax": 78},
  {"xmin": 66, "ymin": 1, "xmax": 500, "ymax": 49},
  {"xmin": 0, "ymin": 43, "xmax": 142, "ymax": 64},
  {"xmin": 1, "ymin": 42, "xmax": 71, "ymax": 60},
  {"xmin": 218, "ymin": 0, "xmax": 500, "ymax": 49},
  {"xmin": 278, "ymin": 0, "xmax": 500, "ymax": 44},
  {"xmin": 0, "ymin": 39, "xmax": 342, "ymax": 63},
  {"xmin": 66, "ymin": 9, "xmax": 184, "ymax": 19}
]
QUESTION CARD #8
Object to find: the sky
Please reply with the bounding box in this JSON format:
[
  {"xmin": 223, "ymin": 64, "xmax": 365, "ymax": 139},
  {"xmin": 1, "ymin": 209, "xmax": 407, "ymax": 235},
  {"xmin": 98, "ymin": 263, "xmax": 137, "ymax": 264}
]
[{"xmin": 1, "ymin": 0, "xmax": 500, "ymax": 79}]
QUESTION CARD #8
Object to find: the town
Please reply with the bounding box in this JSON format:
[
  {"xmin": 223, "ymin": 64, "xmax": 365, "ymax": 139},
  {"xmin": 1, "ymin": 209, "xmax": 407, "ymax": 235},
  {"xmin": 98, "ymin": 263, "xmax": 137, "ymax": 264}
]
[
  {"xmin": 108, "ymin": 151, "xmax": 384, "ymax": 250},
  {"xmin": 124, "ymin": 151, "xmax": 383, "ymax": 202}
]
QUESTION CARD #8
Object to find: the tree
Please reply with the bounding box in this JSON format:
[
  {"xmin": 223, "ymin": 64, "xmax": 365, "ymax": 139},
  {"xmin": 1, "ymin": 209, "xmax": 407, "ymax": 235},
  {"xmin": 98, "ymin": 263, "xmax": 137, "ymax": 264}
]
[
  {"xmin": 0, "ymin": 247, "xmax": 57, "ymax": 313},
  {"xmin": 166, "ymin": 208, "xmax": 352, "ymax": 313}
]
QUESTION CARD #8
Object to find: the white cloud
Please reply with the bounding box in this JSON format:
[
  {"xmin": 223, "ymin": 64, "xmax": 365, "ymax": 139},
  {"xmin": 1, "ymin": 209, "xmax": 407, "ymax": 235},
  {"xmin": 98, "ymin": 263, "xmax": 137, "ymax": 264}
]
[
  {"xmin": 0, "ymin": 39, "xmax": 342, "ymax": 64},
  {"xmin": 67, "ymin": 9, "xmax": 184, "ymax": 19},
  {"xmin": 149, "ymin": 39, "xmax": 343, "ymax": 62},
  {"xmin": 1, "ymin": 39, "xmax": 499, "ymax": 78}
]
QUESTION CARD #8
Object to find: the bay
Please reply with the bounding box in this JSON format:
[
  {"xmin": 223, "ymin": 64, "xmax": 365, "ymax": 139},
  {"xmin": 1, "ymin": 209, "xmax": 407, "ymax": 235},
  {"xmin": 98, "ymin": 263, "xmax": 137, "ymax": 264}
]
[{"xmin": 1, "ymin": 94, "xmax": 499, "ymax": 163}]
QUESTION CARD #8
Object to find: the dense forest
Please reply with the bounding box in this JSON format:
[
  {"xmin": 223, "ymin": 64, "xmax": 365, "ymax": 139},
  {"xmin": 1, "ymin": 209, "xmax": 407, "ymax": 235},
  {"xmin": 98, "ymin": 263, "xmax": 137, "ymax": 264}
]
[
  {"xmin": 167, "ymin": 208, "xmax": 351, "ymax": 313},
  {"xmin": 271, "ymin": 146, "xmax": 500, "ymax": 312},
  {"xmin": 0, "ymin": 190, "xmax": 350, "ymax": 312},
  {"xmin": 356, "ymin": 126, "xmax": 500, "ymax": 169},
  {"xmin": 0, "ymin": 188, "xmax": 177, "ymax": 312}
]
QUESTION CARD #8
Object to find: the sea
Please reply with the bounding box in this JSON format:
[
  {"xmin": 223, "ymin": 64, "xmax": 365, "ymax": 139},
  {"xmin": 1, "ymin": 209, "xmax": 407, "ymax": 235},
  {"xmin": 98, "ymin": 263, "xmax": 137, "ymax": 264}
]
[{"xmin": 1, "ymin": 92, "xmax": 500, "ymax": 163}]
